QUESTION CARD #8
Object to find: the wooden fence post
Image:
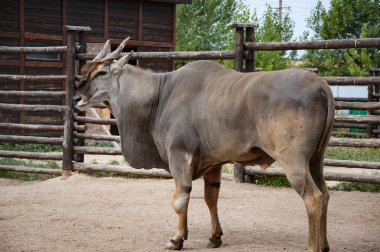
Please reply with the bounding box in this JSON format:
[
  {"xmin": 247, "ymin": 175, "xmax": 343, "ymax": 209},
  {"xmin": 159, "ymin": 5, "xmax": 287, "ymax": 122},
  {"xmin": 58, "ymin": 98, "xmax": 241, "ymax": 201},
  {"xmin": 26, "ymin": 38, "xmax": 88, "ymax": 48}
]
[
  {"xmin": 73, "ymin": 30, "xmax": 89, "ymax": 163},
  {"xmin": 61, "ymin": 27, "xmax": 76, "ymax": 177},
  {"xmin": 369, "ymin": 68, "xmax": 380, "ymax": 138},
  {"xmin": 245, "ymin": 24, "xmax": 256, "ymax": 72},
  {"xmin": 232, "ymin": 24, "xmax": 245, "ymax": 182},
  {"xmin": 232, "ymin": 24, "xmax": 244, "ymax": 72}
]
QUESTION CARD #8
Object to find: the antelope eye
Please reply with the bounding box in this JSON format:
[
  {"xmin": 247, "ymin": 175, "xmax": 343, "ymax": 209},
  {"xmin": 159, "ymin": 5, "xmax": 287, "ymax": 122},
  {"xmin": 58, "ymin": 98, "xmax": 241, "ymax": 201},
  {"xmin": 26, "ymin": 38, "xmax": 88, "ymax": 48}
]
[{"xmin": 98, "ymin": 71, "xmax": 107, "ymax": 76}]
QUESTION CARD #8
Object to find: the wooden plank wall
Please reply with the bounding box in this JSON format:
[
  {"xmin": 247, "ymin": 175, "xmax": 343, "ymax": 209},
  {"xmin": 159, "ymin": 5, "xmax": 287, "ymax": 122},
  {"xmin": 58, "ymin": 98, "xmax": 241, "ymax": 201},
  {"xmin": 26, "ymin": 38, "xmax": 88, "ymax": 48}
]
[{"xmin": 0, "ymin": 0, "xmax": 176, "ymax": 136}]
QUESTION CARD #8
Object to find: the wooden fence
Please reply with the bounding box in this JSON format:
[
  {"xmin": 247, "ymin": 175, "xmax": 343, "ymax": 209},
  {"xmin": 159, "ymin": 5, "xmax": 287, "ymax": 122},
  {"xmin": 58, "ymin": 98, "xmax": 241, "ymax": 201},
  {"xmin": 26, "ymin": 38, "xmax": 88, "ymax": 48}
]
[{"xmin": 0, "ymin": 25, "xmax": 379, "ymax": 184}]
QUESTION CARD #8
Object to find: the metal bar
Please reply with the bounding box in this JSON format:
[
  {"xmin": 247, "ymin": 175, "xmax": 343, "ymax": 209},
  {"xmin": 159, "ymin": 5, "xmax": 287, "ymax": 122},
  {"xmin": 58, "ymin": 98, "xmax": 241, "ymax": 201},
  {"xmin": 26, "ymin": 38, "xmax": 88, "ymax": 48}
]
[
  {"xmin": 245, "ymin": 38, "xmax": 380, "ymax": 51},
  {"xmin": 0, "ymin": 46, "xmax": 68, "ymax": 53},
  {"xmin": 0, "ymin": 90, "xmax": 65, "ymax": 97},
  {"xmin": 0, "ymin": 75, "xmax": 66, "ymax": 81},
  {"xmin": 0, "ymin": 103, "xmax": 66, "ymax": 112}
]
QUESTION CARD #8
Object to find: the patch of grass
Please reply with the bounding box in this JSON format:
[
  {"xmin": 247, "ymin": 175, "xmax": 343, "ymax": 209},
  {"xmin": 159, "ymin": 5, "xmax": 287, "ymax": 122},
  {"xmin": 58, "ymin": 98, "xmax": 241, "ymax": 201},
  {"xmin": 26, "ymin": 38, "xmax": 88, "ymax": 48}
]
[
  {"xmin": 254, "ymin": 175, "xmax": 291, "ymax": 187},
  {"xmin": 221, "ymin": 164, "xmax": 233, "ymax": 174},
  {"xmin": 330, "ymin": 182, "xmax": 380, "ymax": 192},
  {"xmin": 108, "ymin": 160, "xmax": 120, "ymax": 165},
  {"xmin": 0, "ymin": 157, "xmax": 59, "ymax": 181},
  {"xmin": 0, "ymin": 142, "xmax": 62, "ymax": 152},
  {"xmin": 325, "ymin": 146, "xmax": 380, "ymax": 162},
  {"xmin": 87, "ymin": 141, "xmax": 114, "ymax": 148}
]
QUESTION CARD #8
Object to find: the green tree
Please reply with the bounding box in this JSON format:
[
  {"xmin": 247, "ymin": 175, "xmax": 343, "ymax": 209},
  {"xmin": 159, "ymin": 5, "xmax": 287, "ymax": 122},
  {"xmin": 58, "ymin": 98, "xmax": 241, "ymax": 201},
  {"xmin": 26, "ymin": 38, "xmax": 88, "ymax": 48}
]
[
  {"xmin": 254, "ymin": 4, "xmax": 295, "ymax": 70},
  {"xmin": 176, "ymin": 0, "xmax": 250, "ymax": 52},
  {"xmin": 302, "ymin": 0, "xmax": 380, "ymax": 76},
  {"xmin": 176, "ymin": 1, "xmax": 295, "ymax": 70}
]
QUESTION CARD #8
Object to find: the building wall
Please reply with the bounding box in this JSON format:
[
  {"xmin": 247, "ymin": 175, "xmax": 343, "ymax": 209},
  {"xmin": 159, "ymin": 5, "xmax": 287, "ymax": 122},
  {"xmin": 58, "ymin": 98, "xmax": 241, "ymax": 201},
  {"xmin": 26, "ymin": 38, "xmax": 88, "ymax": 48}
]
[{"xmin": 0, "ymin": 0, "xmax": 178, "ymax": 136}]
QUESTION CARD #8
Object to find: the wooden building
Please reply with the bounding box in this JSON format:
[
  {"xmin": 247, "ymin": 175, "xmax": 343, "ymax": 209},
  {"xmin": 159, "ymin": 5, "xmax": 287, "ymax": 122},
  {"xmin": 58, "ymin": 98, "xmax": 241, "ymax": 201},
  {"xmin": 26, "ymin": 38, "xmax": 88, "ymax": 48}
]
[{"xmin": 0, "ymin": 0, "xmax": 190, "ymax": 136}]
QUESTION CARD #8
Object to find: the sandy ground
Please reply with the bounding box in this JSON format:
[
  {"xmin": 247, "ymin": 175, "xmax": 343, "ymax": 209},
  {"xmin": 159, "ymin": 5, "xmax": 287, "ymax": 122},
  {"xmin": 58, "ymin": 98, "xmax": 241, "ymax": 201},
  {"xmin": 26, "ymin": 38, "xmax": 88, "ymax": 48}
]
[{"xmin": 0, "ymin": 174, "xmax": 379, "ymax": 252}]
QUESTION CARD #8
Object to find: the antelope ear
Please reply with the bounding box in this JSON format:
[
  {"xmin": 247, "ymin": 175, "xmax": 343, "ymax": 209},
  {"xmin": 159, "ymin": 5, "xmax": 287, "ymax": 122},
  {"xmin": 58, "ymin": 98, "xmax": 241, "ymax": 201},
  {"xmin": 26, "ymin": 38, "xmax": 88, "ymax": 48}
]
[{"xmin": 116, "ymin": 50, "xmax": 134, "ymax": 67}]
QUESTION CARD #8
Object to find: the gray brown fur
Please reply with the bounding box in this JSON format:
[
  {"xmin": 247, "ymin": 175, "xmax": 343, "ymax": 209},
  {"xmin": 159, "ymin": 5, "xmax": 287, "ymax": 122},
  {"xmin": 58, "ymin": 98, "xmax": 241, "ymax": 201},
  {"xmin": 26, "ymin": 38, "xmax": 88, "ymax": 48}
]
[{"xmin": 76, "ymin": 41, "xmax": 335, "ymax": 252}]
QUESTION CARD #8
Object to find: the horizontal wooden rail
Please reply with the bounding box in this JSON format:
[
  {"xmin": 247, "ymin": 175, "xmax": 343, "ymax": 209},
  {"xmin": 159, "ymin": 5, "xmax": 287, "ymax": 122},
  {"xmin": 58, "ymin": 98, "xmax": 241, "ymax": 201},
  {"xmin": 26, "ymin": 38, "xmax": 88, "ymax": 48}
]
[
  {"xmin": 0, "ymin": 135, "xmax": 63, "ymax": 145},
  {"xmin": 0, "ymin": 150, "xmax": 62, "ymax": 160},
  {"xmin": 335, "ymin": 101, "xmax": 380, "ymax": 110},
  {"xmin": 0, "ymin": 165, "xmax": 61, "ymax": 175},
  {"xmin": 0, "ymin": 103, "xmax": 66, "ymax": 112},
  {"xmin": 0, "ymin": 90, "xmax": 65, "ymax": 97},
  {"xmin": 74, "ymin": 132, "xmax": 120, "ymax": 142},
  {"xmin": 0, "ymin": 45, "xmax": 67, "ymax": 53},
  {"xmin": 333, "ymin": 97, "xmax": 368, "ymax": 102},
  {"xmin": 331, "ymin": 132, "xmax": 368, "ymax": 138},
  {"xmin": 0, "ymin": 123, "xmax": 63, "ymax": 131},
  {"xmin": 328, "ymin": 137, "xmax": 380, "ymax": 148},
  {"xmin": 73, "ymin": 162, "xmax": 172, "ymax": 178},
  {"xmin": 245, "ymin": 38, "xmax": 380, "ymax": 51},
  {"xmin": 335, "ymin": 115, "xmax": 380, "ymax": 123},
  {"xmin": 65, "ymin": 25, "xmax": 92, "ymax": 32},
  {"xmin": 74, "ymin": 116, "xmax": 117, "ymax": 125},
  {"xmin": 73, "ymin": 146, "xmax": 122, "ymax": 155},
  {"xmin": 333, "ymin": 122, "xmax": 367, "ymax": 129},
  {"xmin": 76, "ymin": 51, "xmax": 236, "ymax": 61},
  {"xmin": 0, "ymin": 74, "xmax": 66, "ymax": 81},
  {"xmin": 324, "ymin": 159, "xmax": 380, "ymax": 169},
  {"xmin": 324, "ymin": 77, "xmax": 380, "ymax": 86},
  {"xmin": 244, "ymin": 166, "xmax": 380, "ymax": 184}
]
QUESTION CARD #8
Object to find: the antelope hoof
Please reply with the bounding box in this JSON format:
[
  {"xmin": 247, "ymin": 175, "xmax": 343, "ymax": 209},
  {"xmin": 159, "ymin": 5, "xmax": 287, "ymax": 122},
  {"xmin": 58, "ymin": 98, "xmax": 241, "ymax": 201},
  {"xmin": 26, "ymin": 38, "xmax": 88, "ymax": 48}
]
[
  {"xmin": 322, "ymin": 246, "xmax": 330, "ymax": 252},
  {"xmin": 206, "ymin": 235, "xmax": 222, "ymax": 248},
  {"xmin": 165, "ymin": 239, "xmax": 184, "ymax": 250}
]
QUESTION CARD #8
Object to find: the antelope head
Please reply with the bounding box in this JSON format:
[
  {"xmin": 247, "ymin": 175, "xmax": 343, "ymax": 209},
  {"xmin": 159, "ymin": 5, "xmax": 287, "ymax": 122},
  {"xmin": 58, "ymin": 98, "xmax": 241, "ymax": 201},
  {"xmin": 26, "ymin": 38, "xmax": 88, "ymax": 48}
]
[{"xmin": 75, "ymin": 37, "xmax": 133, "ymax": 111}]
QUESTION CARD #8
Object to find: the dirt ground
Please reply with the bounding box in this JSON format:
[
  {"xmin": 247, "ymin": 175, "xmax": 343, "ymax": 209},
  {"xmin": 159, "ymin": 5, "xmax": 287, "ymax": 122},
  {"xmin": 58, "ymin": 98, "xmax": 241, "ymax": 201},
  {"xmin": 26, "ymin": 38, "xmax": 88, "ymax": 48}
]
[{"xmin": 0, "ymin": 174, "xmax": 379, "ymax": 252}]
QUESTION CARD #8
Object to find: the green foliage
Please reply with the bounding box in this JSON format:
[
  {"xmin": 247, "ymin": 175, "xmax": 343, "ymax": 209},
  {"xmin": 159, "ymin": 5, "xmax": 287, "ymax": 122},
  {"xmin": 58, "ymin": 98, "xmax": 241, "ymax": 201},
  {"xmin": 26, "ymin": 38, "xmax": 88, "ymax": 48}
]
[
  {"xmin": 0, "ymin": 142, "xmax": 62, "ymax": 152},
  {"xmin": 331, "ymin": 182, "xmax": 380, "ymax": 192},
  {"xmin": 302, "ymin": 0, "xmax": 380, "ymax": 75},
  {"xmin": 254, "ymin": 175, "xmax": 291, "ymax": 187},
  {"xmin": 176, "ymin": 0, "xmax": 250, "ymax": 52},
  {"xmin": 176, "ymin": 0, "xmax": 251, "ymax": 68},
  {"xmin": 176, "ymin": 1, "xmax": 295, "ymax": 70},
  {"xmin": 254, "ymin": 5, "xmax": 295, "ymax": 70},
  {"xmin": 0, "ymin": 157, "xmax": 59, "ymax": 181},
  {"xmin": 108, "ymin": 160, "xmax": 120, "ymax": 165},
  {"xmin": 325, "ymin": 147, "xmax": 380, "ymax": 162},
  {"xmin": 86, "ymin": 141, "xmax": 114, "ymax": 148}
]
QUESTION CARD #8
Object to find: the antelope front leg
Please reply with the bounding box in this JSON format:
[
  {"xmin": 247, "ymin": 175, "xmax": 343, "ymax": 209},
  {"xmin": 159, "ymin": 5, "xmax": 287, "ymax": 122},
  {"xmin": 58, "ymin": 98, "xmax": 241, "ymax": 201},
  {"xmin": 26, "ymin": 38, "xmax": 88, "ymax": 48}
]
[
  {"xmin": 165, "ymin": 152, "xmax": 193, "ymax": 250},
  {"xmin": 203, "ymin": 166, "xmax": 223, "ymax": 248},
  {"xmin": 165, "ymin": 185, "xmax": 191, "ymax": 250}
]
